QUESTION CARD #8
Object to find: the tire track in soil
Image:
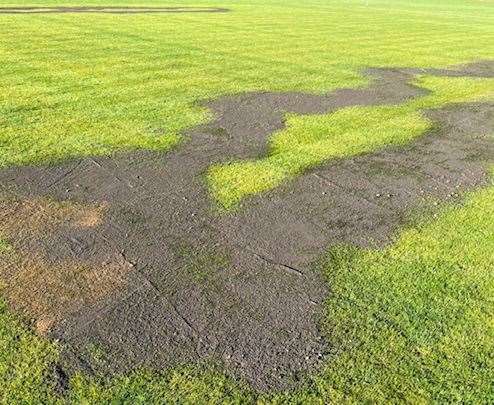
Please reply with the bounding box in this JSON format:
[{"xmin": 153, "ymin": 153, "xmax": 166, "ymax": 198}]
[{"xmin": 0, "ymin": 61, "xmax": 492, "ymax": 391}]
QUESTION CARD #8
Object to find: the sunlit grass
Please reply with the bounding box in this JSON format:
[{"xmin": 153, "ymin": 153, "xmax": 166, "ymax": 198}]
[
  {"xmin": 1, "ymin": 0, "xmax": 493, "ymax": 167},
  {"xmin": 0, "ymin": 300, "xmax": 59, "ymax": 404},
  {"xmin": 208, "ymin": 107, "xmax": 430, "ymax": 209},
  {"xmin": 310, "ymin": 183, "xmax": 494, "ymax": 402},
  {"xmin": 268, "ymin": 181, "xmax": 494, "ymax": 403}
]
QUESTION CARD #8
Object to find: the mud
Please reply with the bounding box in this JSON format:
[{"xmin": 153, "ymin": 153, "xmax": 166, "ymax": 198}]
[
  {"xmin": 0, "ymin": 6, "xmax": 229, "ymax": 14},
  {"xmin": 0, "ymin": 61, "xmax": 492, "ymax": 391}
]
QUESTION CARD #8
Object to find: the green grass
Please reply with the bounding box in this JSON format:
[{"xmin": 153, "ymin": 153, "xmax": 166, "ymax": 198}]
[
  {"xmin": 298, "ymin": 182, "xmax": 494, "ymax": 402},
  {"xmin": 1, "ymin": 176, "xmax": 493, "ymax": 403},
  {"xmin": 1, "ymin": 0, "xmax": 493, "ymax": 167},
  {"xmin": 67, "ymin": 366, "xmax": 254, "ymax": 404},
  {"xmin": 0, "ymin": 300, "xmax": 60, "ymax": 404},
  {"xmin": 208, "ymin": 75, "xmax": 494, "ymax": 209}
]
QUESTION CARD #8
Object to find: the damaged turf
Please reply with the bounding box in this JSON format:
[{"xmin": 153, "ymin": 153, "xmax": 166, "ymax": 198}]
[
  {"xmin": 0, "ymin": 7, "xmax": 229, "ymax": 14},
  {"xmin": 0, "ymin": 61, "xmax": 492, "ymax": 391}
]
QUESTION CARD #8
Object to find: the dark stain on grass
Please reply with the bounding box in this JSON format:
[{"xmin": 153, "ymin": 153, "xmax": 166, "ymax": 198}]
[
  {"xmin": 0, "ymin": 61, "xmax": 492, "ymax": 391},
  {"xmin": 0, "ymin": 6, "xmax": 230, "ymax": 14}
]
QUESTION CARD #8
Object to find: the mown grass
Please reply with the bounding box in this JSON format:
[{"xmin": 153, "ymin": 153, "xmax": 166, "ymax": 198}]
[
  {"xmin": 1, "ymin": 0, "xmax": 493, "ymax": 167},
  {"xmin": 208, "ymin": 75, "xmax": 494, "ymax": 209},
  {"xmin": 1, "ymin": 176, "xmax": 492, "ymax": 403},
  {"xmin": 270, "ymin": 181, "xmax": 494, "ymax": 403},
  {"xmin": 300, "ymin": 182, "xmax": 494, "ymax": 403}
]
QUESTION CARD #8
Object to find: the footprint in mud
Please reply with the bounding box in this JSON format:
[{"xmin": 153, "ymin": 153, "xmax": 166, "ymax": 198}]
[{"xmin": 0, "ymin": 61, "xmax": 492, "ymax": 390}]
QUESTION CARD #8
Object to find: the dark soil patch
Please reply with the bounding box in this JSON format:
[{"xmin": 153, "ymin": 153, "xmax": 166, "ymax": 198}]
[
  {"xmin": 0, "ymin": 6, "xmax": 229, "ymax": 14},
  {"xmin": 0, "ymin": 61, "xmax": 492, "ymax": 391}
]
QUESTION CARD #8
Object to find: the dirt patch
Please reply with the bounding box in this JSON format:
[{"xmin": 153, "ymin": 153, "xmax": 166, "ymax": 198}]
[
  {"xmin": 0, "ymin": 6, "xmax": 229, "ymax": 14},
  {"xmin": 0, "ymin": 197, "xmax": 107, "ymax": 233},
  {"xmin": 0, "ymin": 198, "xmax": 131, "ymax": 334},
  {"xmin": 0, "ymin": 61, "xmax": 492, "ymax": 391}
]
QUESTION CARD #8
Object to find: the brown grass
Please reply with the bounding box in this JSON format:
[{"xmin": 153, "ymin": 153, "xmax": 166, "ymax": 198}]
[{"xmin": 0, "ymin": 197, "xmax": 131, "ymax": 335}]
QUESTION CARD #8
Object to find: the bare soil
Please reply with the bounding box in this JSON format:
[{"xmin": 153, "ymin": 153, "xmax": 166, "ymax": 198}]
[
  {"xmin": 0, "ymin": 61, "xmax": 492, "ymax": 391},
  {"xmin": 0, "ymin": 6, "xmax": 229, "ymax": 14}
]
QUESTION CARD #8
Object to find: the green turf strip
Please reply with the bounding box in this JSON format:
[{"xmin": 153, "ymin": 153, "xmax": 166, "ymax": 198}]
[{"xmin": 208, "ymin": 76, "xmax": 494, "ymax": 209}]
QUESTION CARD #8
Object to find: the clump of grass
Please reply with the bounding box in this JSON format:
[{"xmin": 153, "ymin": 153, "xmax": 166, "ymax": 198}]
[{"xmin": 0, "ymin": 237, "xmax": 10, "ymax": 254}]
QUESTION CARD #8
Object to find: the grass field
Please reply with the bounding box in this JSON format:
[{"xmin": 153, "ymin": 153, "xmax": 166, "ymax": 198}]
[
  {"xmin": 1, "ymin": 0, "xmax": 493, "ymax": 168},
  {"xmin": 1, "ymin": 0, "xmax": 493, "ymax": 403}
]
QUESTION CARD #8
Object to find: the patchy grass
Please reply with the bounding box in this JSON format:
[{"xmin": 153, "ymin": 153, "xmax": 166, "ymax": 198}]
[
  {"xmin": 1, "ymin": 0, "xmax": 494, "ymax": 167},
  {"xmin": 287, "ymin": 181, "xmax": 494, "ymax": 403},
  {"xmin": 208, "ymin": 106, "xmax": 430, "ymax": 209},
  {"xmin": 0, "ymin": 297, "xmax": 253, "ymax": 403},
  {"xmin": 173, "ymin": 243, "xmax": 231, "ymax": 284},
  {"xmin": 208, "ymin": 76, "xmax": 494, "ymax": 209}
]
